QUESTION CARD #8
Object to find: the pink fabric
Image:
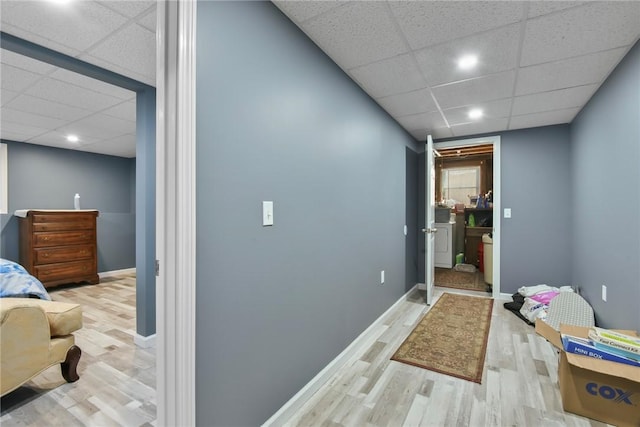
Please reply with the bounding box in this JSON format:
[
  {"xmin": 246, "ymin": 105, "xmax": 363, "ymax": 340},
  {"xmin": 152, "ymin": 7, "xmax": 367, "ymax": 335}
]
[{"xmin": 529, "ymin": 290, "xmax": 560, "ymax": 305}]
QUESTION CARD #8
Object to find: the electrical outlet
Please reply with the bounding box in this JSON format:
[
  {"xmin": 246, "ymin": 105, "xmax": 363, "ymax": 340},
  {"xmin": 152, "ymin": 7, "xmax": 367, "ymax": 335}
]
[
  {"xmin": 380, "ymin": 270, "xmax": 385, "ymax": 285},
  {"xmin": 602, "ymin": 285, "xmax": 607, "ymax": 302}
]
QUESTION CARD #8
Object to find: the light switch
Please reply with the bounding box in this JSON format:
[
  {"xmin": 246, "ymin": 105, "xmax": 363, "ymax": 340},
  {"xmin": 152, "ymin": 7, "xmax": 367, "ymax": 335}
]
[
  {"xmin": 262, "ymin": 201, "xmax": 274, "ymax": 226},
  {"xmin": 404, "ymin": 225, "xmax": 408, "ymax": 236},
  {"xmin": 504, "ymin": 208, "xmax": 512, "ymax": 218}
]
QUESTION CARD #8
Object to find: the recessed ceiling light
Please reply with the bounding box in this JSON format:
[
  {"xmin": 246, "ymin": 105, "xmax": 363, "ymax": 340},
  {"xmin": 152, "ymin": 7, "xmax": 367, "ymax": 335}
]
[
  {"xmin": 48, "ymin": 0, "xmax": 72, "ymax": 4},
  {"xmin": 457, "ymin": 54, "xmax": 478, "ymax": 70},
  {"xmin": 66, "ymin": 135, "xmax": 79, "ymax": 143},
  {"xmin": 468, "ymin": 109, "xmax": 483, "ymax": 120}
]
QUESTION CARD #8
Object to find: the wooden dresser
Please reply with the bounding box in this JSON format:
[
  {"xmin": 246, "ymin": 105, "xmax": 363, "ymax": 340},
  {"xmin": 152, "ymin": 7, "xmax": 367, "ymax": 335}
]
[{"xmin": 17, "ymin": 210, "xmax": 99, "ymax": 288}]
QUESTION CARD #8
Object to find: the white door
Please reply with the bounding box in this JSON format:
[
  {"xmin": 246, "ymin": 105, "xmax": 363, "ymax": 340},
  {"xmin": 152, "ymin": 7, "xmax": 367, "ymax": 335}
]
[{"xmin": 423, "ymin": 135, "xmax": 436, "ymax": 305}]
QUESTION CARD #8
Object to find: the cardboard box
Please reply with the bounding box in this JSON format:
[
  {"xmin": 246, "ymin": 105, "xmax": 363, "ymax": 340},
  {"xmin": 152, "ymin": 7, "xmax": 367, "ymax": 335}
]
[{"xmin": 536, "ymin": 321, "xmax": 640, "ymax": 427}]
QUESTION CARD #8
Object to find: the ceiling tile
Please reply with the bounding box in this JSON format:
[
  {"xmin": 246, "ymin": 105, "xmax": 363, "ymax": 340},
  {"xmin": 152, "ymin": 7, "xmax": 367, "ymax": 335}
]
[
  {"xmin": 302, "ymin": 2, "xmax": 408, "ymax": 69},
  {"xmin": 6, "ymin": 94, "xmax": 91, "ymax": 122},
  {"xmin": 512, "ymin": 85, "xmax": 597, "ymax": 116},
  {"xmin": 409, "ymin": 129, "xmax": 428, "ymax": 142},
  {"xmin": 516, "ymin": 47, "xmax": 628, "ymax": 95},
  {"xmin": 59, "ymin": 113, "xmax": 135, "ymax": 140},
  {"xmin": 0, "ymin": 89, "xmax": 19, "ymax": 106},
  {"xmin": 350, "ymin": 54, "xmax": 426, "ymax": 98},
  {"xmin": 0, "ymin": 63, "xmax": 43, "ymax": 92},
  {"xmin": 389, "ymin": 1, "xmax": 525, "ymax": 50},
  {"xmin": 432, "ymin": 71, "xmax": 516, "ymax": 110},
  {"xmin": 451, "ymin": 117, "xmax": 509, "ymax": 137},
  {"xmin": 509, "ymin": 108, "xmax": 580, "ymax": 130},
  {"xmin": 102, "ymin": 100, "xmax": 136, "ymax": 122},
  {"xmin": 2, "ymin": 108, "xmax": 67, "ymax": 130},
  {"xmin": 1, "ymin": 49, "xmax": 56, "ymax": 75},
  {"xmin": 431, "ymin": 128, "xmax": 454, "ymax": 140},
  {"xmin": 273, "ymin": 1, "xmax": 343, "ymax": 23},
  {"xmin": 396, "ymin": 111, "xmax": 446, "ymax": 132},
  {"xmin": 521, "ymin": 2, "xmax": 640, "ymax": 66},
  {"xmin": 415, "ymin": 24, "xmax": 520, "ymax": 87},
  {"xmin": 0, "ymin": 130, "xmax": 33, "ymax": 142},
  {"xmin": 137, "ymin": 8, "xmax": 156, "ymax": 32},
  {"xmin": 25, "ymin": 78, "xmax": 122, "ymax": 111},
  {"xmin": 0, "ymin": 1, "xmax": 128, "ymax": 53},
  {"xmin": 49, "ymin": 68, "xmax": 135, "ymax": 100},
  {"xmin": 442, "ymin": 99, "xmax": 512, "ymax": 126},
  {"xmin": 527, "ymin": 1, "xmax": 588, "ymax": 19},
  {"xmin": 0, "ymin": 121, "xmax": 48, "ymax": 140},
  {"xmin": 376, "ymin": 89, "xmax": 437, "ymax": 117},
  {"xmin": 80, "ymin": 134, "xmax": 136, "ymax": 158},
  {"xmin": 27, "ymin": 130, "xmax": 101, "ymax": 149},
  {"xmin": 86, "ymin": 23, "xmax": 156, "ymax": 85},
  {"xmin": 98, "ymin": 0, "xmax": 155, "ymax": 18}
]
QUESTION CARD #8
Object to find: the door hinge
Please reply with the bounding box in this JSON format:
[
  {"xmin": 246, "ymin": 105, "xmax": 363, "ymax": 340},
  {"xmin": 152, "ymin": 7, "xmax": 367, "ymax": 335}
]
[{"xmin": 155, "ymin": 259, "xmax": 160, "ymax": 277}]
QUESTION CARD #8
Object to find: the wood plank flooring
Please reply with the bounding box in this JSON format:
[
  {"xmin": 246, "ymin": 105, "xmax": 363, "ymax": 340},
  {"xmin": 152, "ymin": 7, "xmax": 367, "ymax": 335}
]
[
  {"xmin": 0, "ymin": 273, "xmax": 156, "ymax": 427},
  {"xmin": 281, "ymin": 287, "xmax": 611, "ymax": 427},
  {"xmin": 2, "ymin": 276, "xmax": 611, "ymax": 426}
]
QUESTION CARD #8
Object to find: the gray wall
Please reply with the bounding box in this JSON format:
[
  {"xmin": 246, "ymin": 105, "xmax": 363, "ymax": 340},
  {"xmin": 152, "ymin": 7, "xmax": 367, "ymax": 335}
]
[
  {"xmin": 195, "ymin": 2, "xmax": 419, "ymax": 425},
  {"xmin": 499, "ymin": 126, "xmax": 573, "ymax": 294},
  {"xmin": 422, "ymin": 127, "xmax": 573, "ymax": 292},
  {"xmin": 0, "ymin": 140, "xmax": 135, "ymax": 272},
  {"xmin": 570, "ymin": 41, "xmax": 640, "ymax": 331}
]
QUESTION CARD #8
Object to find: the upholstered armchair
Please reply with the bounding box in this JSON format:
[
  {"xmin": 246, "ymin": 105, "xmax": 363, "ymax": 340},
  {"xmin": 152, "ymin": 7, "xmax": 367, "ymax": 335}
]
[{"xmin": 0, "ymin": 298, "xmax": 83, "ymax": 396}]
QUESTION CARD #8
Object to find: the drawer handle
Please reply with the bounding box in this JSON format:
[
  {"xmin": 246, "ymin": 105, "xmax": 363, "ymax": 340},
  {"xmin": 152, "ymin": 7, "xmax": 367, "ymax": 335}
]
[
  {"xmin": 43, "ymin": 236, "xmax": 50, "ymax": 241},
  {"xmin": 43, "ymin": 253, "xmax": 50, "ymax": 258}
]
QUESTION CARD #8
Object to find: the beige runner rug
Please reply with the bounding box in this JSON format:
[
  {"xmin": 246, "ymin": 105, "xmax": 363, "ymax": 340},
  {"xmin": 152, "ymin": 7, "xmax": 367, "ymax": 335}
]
[{"xmin": 391, "ymin": 292, "xmax": 493, "ymax": 383}]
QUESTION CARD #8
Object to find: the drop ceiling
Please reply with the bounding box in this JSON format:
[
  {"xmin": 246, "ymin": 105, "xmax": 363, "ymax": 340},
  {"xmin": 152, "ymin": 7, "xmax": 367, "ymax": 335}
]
[{"xmin": 1, "ymin": 1, "xmax": 639, "ymax": 158}]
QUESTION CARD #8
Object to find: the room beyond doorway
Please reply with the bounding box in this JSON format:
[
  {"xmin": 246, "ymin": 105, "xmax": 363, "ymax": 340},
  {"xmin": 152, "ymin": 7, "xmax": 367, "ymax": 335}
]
[{"xmin": 429, "ymin": 135, "xmax": 502, "ymax": 298}]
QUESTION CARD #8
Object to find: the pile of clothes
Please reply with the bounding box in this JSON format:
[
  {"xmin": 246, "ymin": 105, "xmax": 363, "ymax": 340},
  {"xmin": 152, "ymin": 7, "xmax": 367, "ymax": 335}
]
[{"xmin": 504, "ymin": 284, "xmax": 575, "ymax": 325}]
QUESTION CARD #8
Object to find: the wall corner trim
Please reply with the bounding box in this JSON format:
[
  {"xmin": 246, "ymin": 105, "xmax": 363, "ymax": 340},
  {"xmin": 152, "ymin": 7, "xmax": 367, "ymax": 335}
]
[
  {"xmin": 134, "ymin": 333, "xmax": 156, "ymax": 349},
  {"xmin": 262, "ymin": 285, "xmax": 420, "ymax": 426}
]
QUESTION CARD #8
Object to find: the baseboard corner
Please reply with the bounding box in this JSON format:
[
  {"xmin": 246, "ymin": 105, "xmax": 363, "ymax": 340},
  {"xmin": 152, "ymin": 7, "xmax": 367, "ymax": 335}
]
[{"xmin": 134, "ymin": 333, "xmax": 156, "ymax": 349}]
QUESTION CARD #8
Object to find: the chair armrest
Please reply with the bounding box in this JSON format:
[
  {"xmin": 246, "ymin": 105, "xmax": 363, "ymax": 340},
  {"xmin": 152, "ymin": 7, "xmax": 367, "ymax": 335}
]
[{"xmin": 1, "ymin": 299, "xmax": 51, "ymax": 395}]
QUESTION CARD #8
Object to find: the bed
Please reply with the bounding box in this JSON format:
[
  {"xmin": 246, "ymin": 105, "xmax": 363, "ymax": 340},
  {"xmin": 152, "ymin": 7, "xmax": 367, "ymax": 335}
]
[{"xmin": 0, "ymin": 258, "xmax": 50, "ymax": 300}]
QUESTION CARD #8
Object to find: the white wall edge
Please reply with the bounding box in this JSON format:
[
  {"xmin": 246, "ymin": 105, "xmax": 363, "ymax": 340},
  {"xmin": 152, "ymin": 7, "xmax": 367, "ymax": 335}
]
[
  {"xmin": 134, "ymin": 333, "xmax": 157, "ymax": 349},
  {"xmin": 156, "ymin": 0, "xmax": 197, "ymax": 425},
  {"xmin": 262, "ymin": 285, "xmax": 418, "ymax": 427},
  {"xmin": 98, "ymin": 268, "xmax": 136, "ymax": 278},
  {"xmin": 0, "ymin": 143, "xmax": 7, "ymax": 215}
]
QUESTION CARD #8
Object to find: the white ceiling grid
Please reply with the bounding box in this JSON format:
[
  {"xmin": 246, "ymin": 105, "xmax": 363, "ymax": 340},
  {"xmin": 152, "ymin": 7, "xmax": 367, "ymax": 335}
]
[
  {"xmin": 274, "ymin": 0, "xmax": 640, "ymax": 140},
  {"xmin": 0, "ymin": 0, "xmax": 154, "ymax": 158}
]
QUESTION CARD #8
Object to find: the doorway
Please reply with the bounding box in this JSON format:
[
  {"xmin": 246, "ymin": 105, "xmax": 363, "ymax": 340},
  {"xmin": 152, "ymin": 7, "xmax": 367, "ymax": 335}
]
[{"xmin": 431, "ymin": 136, "xmax": 501, "ymax": 298}]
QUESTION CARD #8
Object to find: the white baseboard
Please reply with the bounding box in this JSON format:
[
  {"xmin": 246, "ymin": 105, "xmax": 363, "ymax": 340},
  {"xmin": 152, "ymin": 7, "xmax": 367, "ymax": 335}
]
[
  {"xmin": 99, "ymin": 268, "xmax": 136, "ymax": 278},
  {"xmin": 417, "ymin": 282, "xmax": 426, "ymax": 290},
  {"xmin": 262, "ymin": 285, "xmax": 419, "ymax": 427},
  {"xmin": 499, "ymin": 292, "xmax": 513, "ymax": 300},
  {"xmin": 134, "ymin": 333, "xmax": 156, "ymax": 349}
]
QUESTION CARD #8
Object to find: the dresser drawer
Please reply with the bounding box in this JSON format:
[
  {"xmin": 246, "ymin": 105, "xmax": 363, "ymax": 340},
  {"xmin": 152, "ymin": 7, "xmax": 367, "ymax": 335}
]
[
  {"xmin": 35, "ymin": 260, "xmax": 95, "ymax": 283},
  {"xmin": 33, "ymin": 220, "xmax": 94, "ymax": 232},
  {"xmin": 34, "ymin": 245, "xmax": 94, "ymax": 265},
  {"xmin": 34, "ymin": 231, "xmax": 95, "ymax": 247},
  {"xmin": 32, "ymin": 213, "xmax": 95, "ymax": 224}
]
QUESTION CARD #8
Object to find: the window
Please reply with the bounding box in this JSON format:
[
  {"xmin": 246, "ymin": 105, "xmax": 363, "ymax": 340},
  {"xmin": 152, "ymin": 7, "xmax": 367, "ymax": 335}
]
[
  {"xmin": 441, "ymin": 166, "xmax": 480, "ymax": 204},
  {"xmin": 0, "ymin": 143, "xmax": 6, "ymax": 214}
]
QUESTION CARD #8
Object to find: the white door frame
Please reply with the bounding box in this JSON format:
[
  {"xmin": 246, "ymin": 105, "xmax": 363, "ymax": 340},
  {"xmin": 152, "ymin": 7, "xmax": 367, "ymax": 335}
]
[
  {"xmin": 424, "ymin": 135, "xmax": 436, "ymax": 305},
  {"xmin": 434, "ymin": 136, "xmax": 501, "ymax": 298},
  {"xmin": 156, "ymin": 0, "xmax": 197, "ymax": 425}
]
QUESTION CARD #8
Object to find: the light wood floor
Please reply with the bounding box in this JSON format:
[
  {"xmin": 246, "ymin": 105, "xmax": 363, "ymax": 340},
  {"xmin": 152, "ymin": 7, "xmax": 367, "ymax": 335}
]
[
  {"xmin": 1, "ymin": 277, "xmax": 610, "ymax": 426},
  {"xmin": 281, "ymin": 286, "xmax": 610, "ymax": 427},
  {"xmin": 0, "ymin": 273, "xmax": 156, "ymax": 427}
]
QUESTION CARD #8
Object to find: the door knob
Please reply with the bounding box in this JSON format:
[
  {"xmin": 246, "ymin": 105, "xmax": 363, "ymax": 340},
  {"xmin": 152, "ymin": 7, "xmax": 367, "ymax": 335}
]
[{"xmin": 421, "ymin": 228, "xmax": 439, "ymax": 233}]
